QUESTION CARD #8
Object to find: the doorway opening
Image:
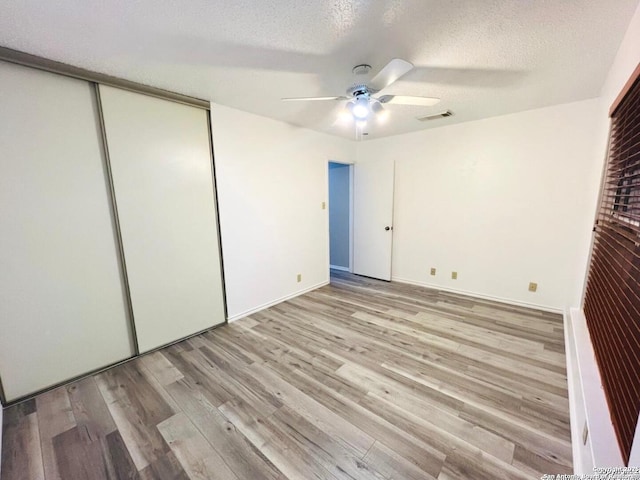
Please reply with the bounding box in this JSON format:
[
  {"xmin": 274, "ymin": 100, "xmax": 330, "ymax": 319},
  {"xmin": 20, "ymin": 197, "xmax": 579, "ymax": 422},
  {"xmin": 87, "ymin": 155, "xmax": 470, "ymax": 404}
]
[{"xmin": 328, "ymin": 161, "xmax": 353, "ymax": 273}]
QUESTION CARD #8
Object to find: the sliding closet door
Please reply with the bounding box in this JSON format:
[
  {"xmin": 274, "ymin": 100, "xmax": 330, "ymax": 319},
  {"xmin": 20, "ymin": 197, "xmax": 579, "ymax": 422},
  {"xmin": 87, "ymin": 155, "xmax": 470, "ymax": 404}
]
[
  {"xmin": 98, "ymin": 86, "xmax": 225, "ymax": 353},
  {"xmin": 0, "ymin": 62, "xmax": 134, "ymax": 401}
]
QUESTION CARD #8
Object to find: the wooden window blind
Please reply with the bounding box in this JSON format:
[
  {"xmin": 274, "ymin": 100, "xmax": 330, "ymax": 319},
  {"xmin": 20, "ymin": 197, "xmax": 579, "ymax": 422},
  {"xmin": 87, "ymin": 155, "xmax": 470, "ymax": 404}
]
[{"xmin": 584, "ymin": 62, "xmax": 640, "ymax": 465}]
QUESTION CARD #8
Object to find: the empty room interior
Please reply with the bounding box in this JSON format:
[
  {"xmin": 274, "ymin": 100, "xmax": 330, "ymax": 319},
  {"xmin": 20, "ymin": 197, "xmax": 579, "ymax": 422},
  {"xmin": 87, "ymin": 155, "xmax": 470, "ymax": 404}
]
[{"xmin": 2, "ymin": 1, "xmax": 640, "ymax": 478}]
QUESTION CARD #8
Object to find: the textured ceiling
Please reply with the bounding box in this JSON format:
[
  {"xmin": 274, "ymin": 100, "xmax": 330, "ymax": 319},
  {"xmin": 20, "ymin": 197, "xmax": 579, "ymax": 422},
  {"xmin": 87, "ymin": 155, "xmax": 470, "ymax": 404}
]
[{"xmin": 1, "ymin": 0, "xmax": 638, "ymax": 140}]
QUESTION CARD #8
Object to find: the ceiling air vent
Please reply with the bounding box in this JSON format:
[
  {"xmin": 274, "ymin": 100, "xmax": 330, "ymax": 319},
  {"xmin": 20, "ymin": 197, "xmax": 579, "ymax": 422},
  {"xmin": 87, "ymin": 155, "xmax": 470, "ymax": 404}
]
[{"xmin": 417, "ymin": 110, "xmax": 453, "ymax": 122}]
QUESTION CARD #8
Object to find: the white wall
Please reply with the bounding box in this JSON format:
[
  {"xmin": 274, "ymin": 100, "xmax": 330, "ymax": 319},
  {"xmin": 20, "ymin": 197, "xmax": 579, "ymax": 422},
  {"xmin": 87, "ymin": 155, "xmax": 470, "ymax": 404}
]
[
  {"xmin": 600, "ymin": 2, "xmax": 640, "ymax": 111},
  {"xmin": 210, "ymin": 105, "xmax": 355, "ymax": 320},
  {"xmin": 357, "ymin": 99, "xmax": 602, "ymax": 311},
  {"xmin": 329, "ymin": 163, "xmax": 351, "ymax": 269}
]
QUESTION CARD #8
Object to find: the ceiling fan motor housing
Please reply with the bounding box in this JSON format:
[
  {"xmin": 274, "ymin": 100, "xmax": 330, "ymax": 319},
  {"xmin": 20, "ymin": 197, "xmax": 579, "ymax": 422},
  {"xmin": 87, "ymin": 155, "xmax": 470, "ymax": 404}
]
[{"xmin": 347, "ymin": 84, "xmax": 372, "ymax": 98}]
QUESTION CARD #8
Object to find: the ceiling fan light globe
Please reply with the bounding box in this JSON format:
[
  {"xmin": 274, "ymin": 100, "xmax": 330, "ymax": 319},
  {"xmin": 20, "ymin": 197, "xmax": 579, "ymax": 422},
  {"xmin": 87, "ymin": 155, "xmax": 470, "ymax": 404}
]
[
  {"xmin": 351, "ymin": 97, "xmax": 370, "ymax": 120},
  {"xmin": 352, "ymin": 106, "xmax": 368, "ymax": 120}
]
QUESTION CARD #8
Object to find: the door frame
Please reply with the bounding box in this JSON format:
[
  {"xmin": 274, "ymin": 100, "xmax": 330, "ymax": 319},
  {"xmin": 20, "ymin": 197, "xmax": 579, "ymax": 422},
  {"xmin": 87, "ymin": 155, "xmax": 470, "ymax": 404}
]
[{"xmin": 327, "ymin": 160, "xmax": 354, "ymax": 273}]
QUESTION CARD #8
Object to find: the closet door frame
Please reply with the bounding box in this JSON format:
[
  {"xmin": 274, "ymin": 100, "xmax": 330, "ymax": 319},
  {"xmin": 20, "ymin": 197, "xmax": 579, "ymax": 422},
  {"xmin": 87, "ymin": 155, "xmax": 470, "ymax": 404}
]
[
  {"xmin": 94, "ymin": 83, "xmax": 140, "ymax": 355},
  {"xmin": 0, "ymin": 47, "xmax": 228, "ymax": 407}
]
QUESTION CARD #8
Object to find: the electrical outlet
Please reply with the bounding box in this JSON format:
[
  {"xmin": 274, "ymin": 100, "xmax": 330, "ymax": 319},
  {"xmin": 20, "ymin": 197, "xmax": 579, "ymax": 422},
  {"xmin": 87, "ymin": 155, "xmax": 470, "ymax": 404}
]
[
  {"xmin": 322, "ymin": 201, "xmax": 326, "ymax": 210},
  {"xmin": 297, "ymin": 274, "xmax": 302, "ymax": 283},
  {"xmin": 529, "ymin": 282, "xmax": 538, "ymax": 292},
  {"xmin": 430, "ymin": 268, "xmax": 436, "ymax": 276},
  {"xmin": 582, "ymin": 423, "xmax": 589, "ymax": 445},
  {"xmin": 451, "ymin": 271, "xmax": 457, "ymax": 280}
]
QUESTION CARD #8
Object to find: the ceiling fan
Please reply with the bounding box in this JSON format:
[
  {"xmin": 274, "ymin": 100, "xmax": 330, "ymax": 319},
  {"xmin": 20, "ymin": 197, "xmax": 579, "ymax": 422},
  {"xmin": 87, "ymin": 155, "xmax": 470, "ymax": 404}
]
[{"xmin": 282, "ymin": 59, "xmax": 440, "ymax": 123}]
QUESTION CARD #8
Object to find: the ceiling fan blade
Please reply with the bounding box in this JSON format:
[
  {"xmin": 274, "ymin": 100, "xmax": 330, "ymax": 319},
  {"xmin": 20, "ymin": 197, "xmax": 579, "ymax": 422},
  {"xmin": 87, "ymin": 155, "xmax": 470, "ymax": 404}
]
[
  {"xmin": 369, "ymin": 59, "xmax": 414, "ymax": 91},
  {"xmin": 282, "ymin": 96, "xmax": 345, "ymax": 101},
  {"xmin": 377, "ymin": 95, "xmax": 440, "ymax": 106}
]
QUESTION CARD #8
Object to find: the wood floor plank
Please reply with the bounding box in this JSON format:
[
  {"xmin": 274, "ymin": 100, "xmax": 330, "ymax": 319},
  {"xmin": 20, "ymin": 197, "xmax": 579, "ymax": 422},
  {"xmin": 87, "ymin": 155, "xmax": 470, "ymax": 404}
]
[
  {"xmin": 212, "ymin": 325, "xmax": 287, "ymax": 366},
  {"xmin": 217, "ymin": 397, "xmax": 279, "ymax": 452},
  {"xmin": 139, "ymin": 351, "xmax": 184, "ymax": 387},
  {"xmin": 67, "ymin": 377, "xmax": 117, "ymax": 443},
  {"xmin": 380, "ymin": 360, "xmax": 569, "ymax": 439},
  {"xmin": 256, "ymin": 414, "xmax": 343, "ymax": 480},
  {"xmin": 335, "ymin": 361, "xmax": 463, "ymax": 418},
  {"xmin": 459, "ymin": 402, "xmax": 572, "ymax": 469},
  {"xmin": 1, "ymin": 271, "xmax": 572, "ymax": 479},
  {"xmin": 104, "ymin": 430, "xmax": 140, "ymax": 480},
  {"xmin": 437, "ymin": 446, "xmax": 535, "ymax": 480},
  {"xmin": 463, "ymin": 363, "xmax": 569, "ymax": 411},
  {"xmin": 357, "ymin": 391, "xmax": 514, "ymax": 468},
  {"xmin": 234, "ymin": 317, "xmax": 260, "ymax": 330},
  {"xmin": 268, "ymin": 365, "xmax": 449, "ymax": 477},
  {"xmin": 268, "ymin": 406, "xmax": 387, "ymax": 480},
  {"xmin": 351, "ymin": 310, "xmax": 464, "ymax": 352},
  {"xmin": 249, "ymin": 362, "xmax": 376, "ymax": 457},
  {"xmin": 456, "ymin": 344, "xmax": 568, "ymax": 390},
  {"xmin": 65, "ymin": 378, "xmax": 137, "ymax": 480},
  {"xmin": 253, "ymin": 347, "xmax": 365, "ymax": 405},
  {"xmin": 201, "ymin": 329, "xmax": 259, "ymax": 365},
  {"xmin": 181, "ymin": 346, "xmax": 280, "ymax": 416},
  {"xmin": 137, "ymin": 360, "xmax": 183, "ymax": 414},
  {"xmin": 364, "ymin": 440, "xmax": 437, "ymax": 480},
  {"xmin": 411, "ymin": 311, "xmax": 559, "ymax": 360},
  {"xmin": 137, "ymin": 451, "xmax": 190, "ymax": 480},
  {"xmin": 165, "ymin": 378, "xmax": 285, "ymax": 480},
  {"xmin": 157, "ymin": 412, "xmax": 238, "ymax": 480},
  {"xmin": 52, "ymin": 427, "xmax": 109, "ymax": 480},
  {"xmin": 198, "ymin": 344, "xmax": 284, "ymax": 413},
  {"xmin": 162, "ymin": 343, "xmax": 234, "ymax": 408},
  {"xmin": 95, "ymin": 362, "xmax": 177, "ymax": 471},
  {"xmin": 36, "ymin": 387, "xmax": 76, "ymax": 480},
  {"xmin": 512, "ymin": 444, "xmax": 572, "ymax": 477},
  {"xmin": 1, "ymin": 403, "xmax": 45, "ymax": 480},
  {"xmin": 369, "ymin": 388, "xmax": 516, "ymax": 465}
]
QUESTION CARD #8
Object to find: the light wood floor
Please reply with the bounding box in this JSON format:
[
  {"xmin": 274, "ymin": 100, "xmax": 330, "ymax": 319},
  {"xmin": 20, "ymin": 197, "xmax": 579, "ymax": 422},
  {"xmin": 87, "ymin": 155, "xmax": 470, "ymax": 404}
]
[{"xmin": 1, "ymin": 271, "xmax": 572, "ymax": 479}]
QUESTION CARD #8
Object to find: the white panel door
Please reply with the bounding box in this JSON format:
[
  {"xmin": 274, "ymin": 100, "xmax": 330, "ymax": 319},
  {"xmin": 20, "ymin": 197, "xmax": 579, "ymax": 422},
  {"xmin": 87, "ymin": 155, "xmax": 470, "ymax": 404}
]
[
  {"xmin": 0, "ymin": 62, "xmax": 134, "ymax": 401},
  {"xmin": 99, "ymin": 86, "xmax": 225, "ymax": 353},
  {"xmin": 353, "ymin": 158, "xmax": 395, "ymax": 280}
]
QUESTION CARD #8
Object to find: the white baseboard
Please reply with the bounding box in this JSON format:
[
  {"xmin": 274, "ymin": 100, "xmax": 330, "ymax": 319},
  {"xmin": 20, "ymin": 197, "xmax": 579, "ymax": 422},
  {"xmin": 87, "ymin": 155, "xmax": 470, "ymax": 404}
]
[
  {"xmin": 227, "ymin": 281, "xmax": 330, "ymax": 323},
  {"xmin": 566, "ymin": 307, "xmax": 624, "ymax": 470},
  {"xmin": 630, "ymin": 420, "xmax": 640, "ymax": 466},
  {"xmin": 563, "ymin": 309, "xmax": 582, "ymax": 473},
  {"xmin": 391, "ymin": 276, "xmax": 564, "ymax": 314},
  {"xmin": 329, "ymin": 264, "xmax": 350, "ymax": 272}
]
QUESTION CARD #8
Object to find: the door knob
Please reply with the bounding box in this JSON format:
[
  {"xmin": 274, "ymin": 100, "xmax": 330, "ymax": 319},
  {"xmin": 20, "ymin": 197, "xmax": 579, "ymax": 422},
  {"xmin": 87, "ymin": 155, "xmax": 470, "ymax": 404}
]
[{"xmin": 385, "ymin": 226, "xmax": 391, "ymax": 231}]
